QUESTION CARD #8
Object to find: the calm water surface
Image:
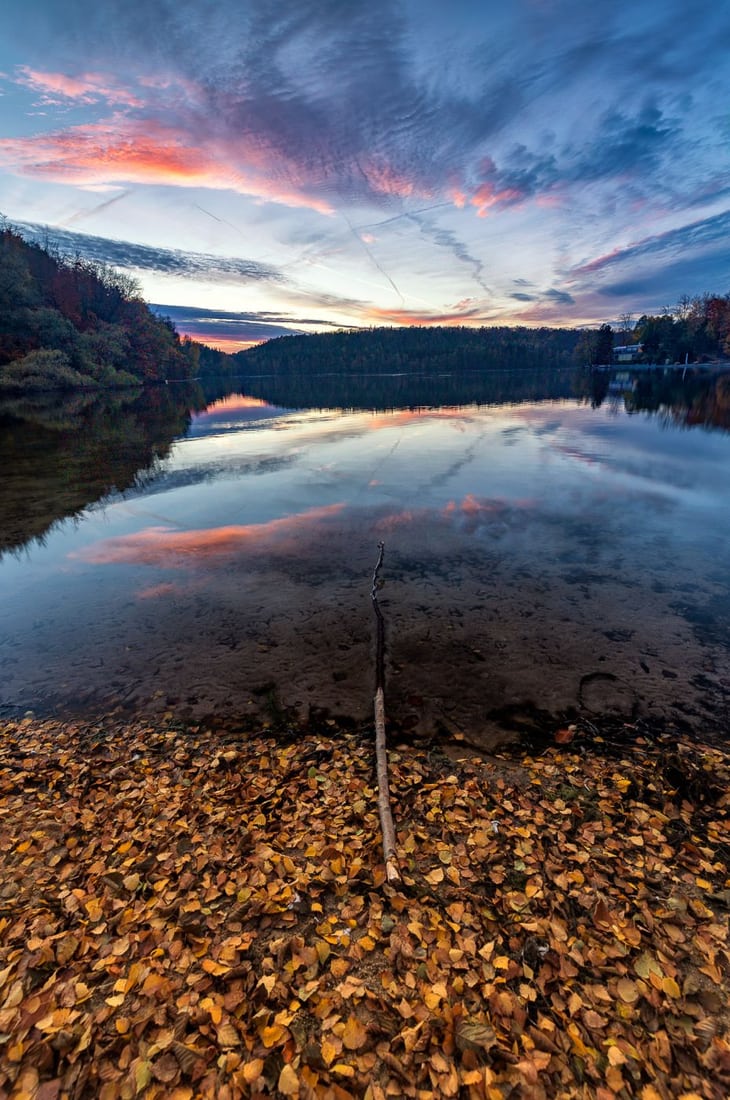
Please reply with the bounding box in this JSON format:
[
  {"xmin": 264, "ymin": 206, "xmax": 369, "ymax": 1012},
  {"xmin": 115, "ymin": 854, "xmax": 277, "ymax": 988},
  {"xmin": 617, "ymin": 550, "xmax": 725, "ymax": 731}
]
[{"xmin": 1, "ymin": 370, "xmax": 728, "ymax": 743}]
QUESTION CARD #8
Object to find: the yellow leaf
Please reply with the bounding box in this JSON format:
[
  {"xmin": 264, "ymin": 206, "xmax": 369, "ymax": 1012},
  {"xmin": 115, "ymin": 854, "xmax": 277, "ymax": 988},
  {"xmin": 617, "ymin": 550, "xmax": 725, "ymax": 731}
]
[
  {"xmin": 661, "ymin": 977, "xmax": 680, "ymax": 999},
  {"xmin": 278, "ymin": 1065, "xmax": 299, "ymax": 1096},
  {"xmin": 202, "ymin": 959, "xmax": 230, "ymax": 976},
  {"xmin": 116, "ymin": 1018, "xmax": 131, "ymax": 1034},
  {"xmin": 135, "ymin": 1059, "xmax": 151, "ymax": 1093},
  {"xmin": 261, "ymin": 1024, "xmax": 285, "ymax": 1047},
  {"xmin": 85, "ymin": 896, "xmax": 104, "ymax": 921},
  {"xmin": 332, "ymin": 1064, "xmax": 355, "ymax": 1077},
  {"xmin": 242, "ymin": 1059, "xmax": 264, "ymax": 1083},
  {"xmin": 342, "ymin": 1014, "xmax": 368, "ymax": 1051},
  {"xmin": 315, "ymin": 941, "xmax": 331, "ymax": 964},
  {"xmin": 321, "ymin": 1039, "xmax": 338, "ymax": 1066}
]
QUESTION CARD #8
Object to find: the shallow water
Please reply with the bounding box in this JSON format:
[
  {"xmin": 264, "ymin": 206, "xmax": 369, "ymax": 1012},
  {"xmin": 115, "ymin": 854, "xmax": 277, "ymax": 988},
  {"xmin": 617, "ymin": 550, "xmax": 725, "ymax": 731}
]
[{"xmin": 1, "ymin": 369, "xmax": 729, "ymax": 743}]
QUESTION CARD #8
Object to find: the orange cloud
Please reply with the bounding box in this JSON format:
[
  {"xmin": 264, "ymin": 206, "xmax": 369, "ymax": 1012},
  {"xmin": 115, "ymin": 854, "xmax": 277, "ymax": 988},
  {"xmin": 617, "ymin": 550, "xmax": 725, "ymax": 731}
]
[
  {"xmin": 0, "ymin": 118, "xmax": 334, "ymax": 214},
  {"xmin": 367, "ymin": 306, "xmax": 484, "ymax": 326},
  {"xmin": 201, "ymin": 395, "xmax": 271, "ymax": 414},
  {"xmin": 374, "ymin": 509, "xmax": 430, "ymax": 533},
  {"xmin": 16, "ymin": 67, "xmax": 143, "ymax": 107},
  {"xmin": 470, "ymin": 183, "xmax": 525, "ymax": 217},
  {"xmin": 367, "ymin": 408, "xmax": 474, "ymax": 430},
  {"xmin": 444, "ymin": 494, "xmax": 507, "ymax": 520},
  {"xmin": 70, "ymin": 504, "xmax": 346, "ymax": 568}
]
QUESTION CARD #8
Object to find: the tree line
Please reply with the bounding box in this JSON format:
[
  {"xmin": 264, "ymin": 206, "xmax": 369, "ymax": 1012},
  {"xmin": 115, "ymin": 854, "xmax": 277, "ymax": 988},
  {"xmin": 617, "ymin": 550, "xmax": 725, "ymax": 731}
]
[
  {"xmin": 3, "ymin": 223, "xmax": 730, "ymax": 391},
  {"xmin": 575, "ymin": 294, "xmax": 730, "ymax": 367},
  {"xmin": 235, "ymin": 324, "xmax": 581, "ymax": 376},
  {"xmin": 0, "ymin": 226, "xmax": 207, "ymax": 391}
]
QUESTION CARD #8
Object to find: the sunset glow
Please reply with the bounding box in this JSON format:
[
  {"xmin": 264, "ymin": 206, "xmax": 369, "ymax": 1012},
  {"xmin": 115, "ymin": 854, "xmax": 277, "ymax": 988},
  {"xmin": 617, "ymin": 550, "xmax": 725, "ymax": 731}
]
[
  {"xmin": 1, "ymin": 1, "xmax": 727, "ymax": 336},
  {"xmin": 70, "ymin": 505, "xmax": 347, "ymax": 568}
]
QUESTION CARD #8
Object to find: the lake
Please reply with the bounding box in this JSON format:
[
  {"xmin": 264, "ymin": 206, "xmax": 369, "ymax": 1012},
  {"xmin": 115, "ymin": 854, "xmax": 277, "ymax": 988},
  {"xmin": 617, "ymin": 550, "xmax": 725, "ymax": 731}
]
[{"xmin": 1, "ymin": 367, "xmax": 729, "ymax": 746}]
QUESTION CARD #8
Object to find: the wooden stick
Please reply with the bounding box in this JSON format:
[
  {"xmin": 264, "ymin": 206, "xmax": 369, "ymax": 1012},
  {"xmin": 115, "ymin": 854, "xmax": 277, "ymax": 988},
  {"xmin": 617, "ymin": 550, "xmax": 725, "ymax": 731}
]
[{"xmin": 371, "ymin": 542, "xmax": 401, "ymax": 884}]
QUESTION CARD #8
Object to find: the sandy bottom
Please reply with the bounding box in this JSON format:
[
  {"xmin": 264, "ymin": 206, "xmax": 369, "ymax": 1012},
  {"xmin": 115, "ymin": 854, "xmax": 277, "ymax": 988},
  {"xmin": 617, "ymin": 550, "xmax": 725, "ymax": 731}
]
[{"xmin": 2, "ymin": 502, "xmax": 727, "ymax": 749}]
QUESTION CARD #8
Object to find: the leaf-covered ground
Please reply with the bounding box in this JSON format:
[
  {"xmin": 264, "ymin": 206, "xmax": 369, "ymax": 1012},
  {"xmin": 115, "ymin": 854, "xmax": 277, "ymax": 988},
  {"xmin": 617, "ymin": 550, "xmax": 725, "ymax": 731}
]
[{"xmin": 0, "ymin": 716, "xmax": 728, "ymax": 1099}]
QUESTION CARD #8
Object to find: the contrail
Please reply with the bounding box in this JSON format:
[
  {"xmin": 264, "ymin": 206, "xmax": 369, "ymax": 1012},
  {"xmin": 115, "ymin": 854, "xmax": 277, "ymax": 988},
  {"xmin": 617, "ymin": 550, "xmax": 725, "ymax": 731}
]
[
  {"xmin": 64, "ymin": 190, "xmax": 130, "ymax": 226},
  {"xmin": 357, "ymin": 202, "xmax": 452, "ymax": 230},
  {"xmin": 193, "ymin": 202, "xmax": 248, "ymax": 240},
  {"xmin": 342, "ymin": 213, "xmax": 405, "ymax": 307}
]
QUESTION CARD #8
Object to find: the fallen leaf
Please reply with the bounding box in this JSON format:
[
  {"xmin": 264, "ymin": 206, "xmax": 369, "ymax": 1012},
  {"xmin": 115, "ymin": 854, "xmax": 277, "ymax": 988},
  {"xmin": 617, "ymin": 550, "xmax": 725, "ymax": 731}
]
[
  {"xmin": 342, "ymin": 1014, "xmax": 368, "ymax": 1051},
  {"xmin": 278, "ymin": 1064, "xmax": 299, "ymax": 1096}
]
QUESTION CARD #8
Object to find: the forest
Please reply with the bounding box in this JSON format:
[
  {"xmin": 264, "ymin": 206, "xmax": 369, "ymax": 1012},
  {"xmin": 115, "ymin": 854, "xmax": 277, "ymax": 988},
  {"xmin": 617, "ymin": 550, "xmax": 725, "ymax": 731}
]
[
  {"xmin": 2, "ymin": 225, "xmax": 730, "ymax": 391},
  {"xmin": 0, "ymin": 226, "xmax": 204, "ymax": 391},
  {"xmin": 236, "ymin": 324, "xmax": 581, "ymax": 376}
]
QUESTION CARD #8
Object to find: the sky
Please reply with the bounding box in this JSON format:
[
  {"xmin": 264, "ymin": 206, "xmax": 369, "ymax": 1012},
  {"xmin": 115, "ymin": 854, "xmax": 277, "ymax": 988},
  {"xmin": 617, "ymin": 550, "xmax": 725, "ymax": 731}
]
[{"xmin": 1, "ymin": 0, "xmax": 729, "ymax": 350}]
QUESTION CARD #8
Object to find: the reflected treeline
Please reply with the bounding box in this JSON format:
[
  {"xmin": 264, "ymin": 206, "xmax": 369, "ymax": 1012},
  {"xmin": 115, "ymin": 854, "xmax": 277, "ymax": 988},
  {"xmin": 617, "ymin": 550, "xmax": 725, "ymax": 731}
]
[
  {"xmin": 235, "ymin": 366, "xmax": 581, "ymax": 412},
  {"xmin": 0, "ymin": 382, "xmax": 209, "ymax": 555},
  {"xmin": 4, "ymin": 366, "xmax": 729, "ymax": 558},
  {"xmin": 579, "ymin": 367, "xmax": 730, "ymax": 432}
]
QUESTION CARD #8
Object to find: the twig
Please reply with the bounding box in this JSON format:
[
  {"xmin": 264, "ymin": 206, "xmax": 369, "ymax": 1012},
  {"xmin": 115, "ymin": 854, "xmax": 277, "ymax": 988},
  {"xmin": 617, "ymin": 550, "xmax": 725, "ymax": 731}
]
[{"xmin": 371, "ymin": 542, "xmax": 401, "ymax": 884}]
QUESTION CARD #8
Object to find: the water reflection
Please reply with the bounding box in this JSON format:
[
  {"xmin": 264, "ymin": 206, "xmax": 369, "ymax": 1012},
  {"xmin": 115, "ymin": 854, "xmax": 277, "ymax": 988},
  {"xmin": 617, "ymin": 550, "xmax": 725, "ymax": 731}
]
[
  {"xmin": 0, "ymin": 383, "xmax": 208, "ymax": 554},
  {"xmin": 0, "ymin": 366, "xmax": 729, "ymax": 741}
]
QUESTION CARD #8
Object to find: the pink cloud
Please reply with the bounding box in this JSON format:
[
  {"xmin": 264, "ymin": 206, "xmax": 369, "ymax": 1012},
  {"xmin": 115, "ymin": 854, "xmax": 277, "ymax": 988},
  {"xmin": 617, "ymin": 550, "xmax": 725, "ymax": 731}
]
[
  {"xmin": 367, "ymin": 305, "xmax": 486, "ymax": 326},
  {"xmin": 70, "ymin": 504, "xmax": 347, "ymax": 568},
  {"xmin": 16, "ymin": 67, "xmax": 143, "ymax": 108},
  {"xmin": 470, "ymin": 182, "xmax": 525, "ymax": 217},
  {"xmin": 0, "ymin": 116, "xmax": 334, "ymax": 214},
  {"xmin": 571, "ymin": 246, "xmax": 625, "ymax": 276},
  {"xmin": 135, "ymin": 581, "xmax": 184, "ymax": 600},
  {"xmin": 357, "ymin": 158, "xmax": 433, "ymax": 201}
]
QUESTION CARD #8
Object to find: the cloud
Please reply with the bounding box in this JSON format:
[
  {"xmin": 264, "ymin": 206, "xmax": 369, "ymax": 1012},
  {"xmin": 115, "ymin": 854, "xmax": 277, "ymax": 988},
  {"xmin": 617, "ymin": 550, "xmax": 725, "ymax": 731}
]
[
  {"xmin": 545, "ymin": 289, "xmax": 575, "ymax": 305},
  {"xmin": 16, "ymin": 221, "xmax": 282, "ymax": 284},
  {"xmin": 404, "ymin": 213, "xmax": 491, "ymax": 294},
  {"xmin": 0, "ymin": 117, "xmax": 335, "ymax": 213},
  {"xmin": 3, "ymin": 0, "xmax": 729, "ymax": 326},
  {"xmin": 15, "ymin": 66, "xmax": 143, "ymax": 107},
  {"xmin": 70, "ymin": 504, "xmax": 347, "ymax": 568},
  {"xmin": 571, "ymin": 209, "xmax": 730, "ymax": 280},
  {"xmin": 367, "ymin": 305, "xmax": 491, "ymax": 327},
  {"xmin": 7, "ymin": 0, "xmax": 706, "ymax": 218},
  {"xmin": 150, "ymin": 305, "xmax": 305, "ymax": 343},
  {"xmin": 151, "ymin": 304, "xmax": 346, "ymax": 332}
]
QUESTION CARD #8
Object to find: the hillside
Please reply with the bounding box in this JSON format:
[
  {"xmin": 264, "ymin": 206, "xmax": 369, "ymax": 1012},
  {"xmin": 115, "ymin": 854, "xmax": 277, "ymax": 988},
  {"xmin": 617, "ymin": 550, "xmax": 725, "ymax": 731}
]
[
  {"xmin": 236, "ymin": 325, "xmax": 582, "ymax": 376},
  {"xmin": 0, "ymin": 227, "xmax": 198, "ymax": 391}
]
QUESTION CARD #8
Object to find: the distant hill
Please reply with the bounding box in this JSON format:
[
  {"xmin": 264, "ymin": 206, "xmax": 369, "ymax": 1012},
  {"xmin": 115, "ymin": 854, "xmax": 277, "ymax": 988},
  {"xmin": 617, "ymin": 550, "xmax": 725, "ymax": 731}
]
[
  {"xmin": 236, "ymin": 325, "xmax": 583, "ymax": 376},
  {"xmin": 0, "ymin": 226, "xmax": 199, "ymax": 391}
]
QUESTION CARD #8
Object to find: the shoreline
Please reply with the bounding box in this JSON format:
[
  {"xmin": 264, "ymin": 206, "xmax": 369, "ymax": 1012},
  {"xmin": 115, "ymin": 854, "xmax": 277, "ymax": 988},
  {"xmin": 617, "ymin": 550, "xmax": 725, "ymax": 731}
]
[{"xmin": 1, "ymin": 713, "xmax": 728, "ymax": 1098}]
